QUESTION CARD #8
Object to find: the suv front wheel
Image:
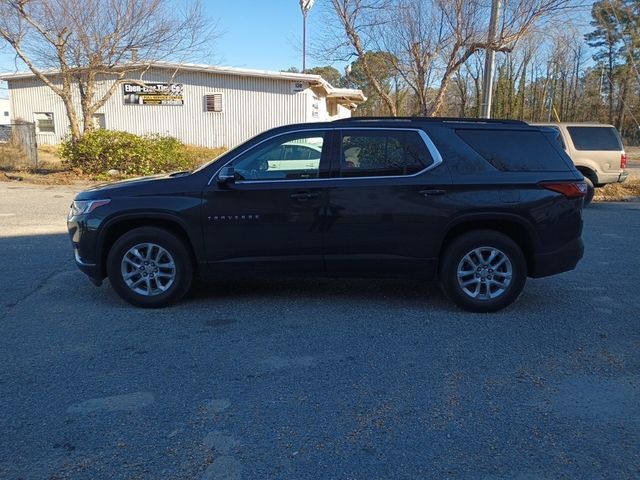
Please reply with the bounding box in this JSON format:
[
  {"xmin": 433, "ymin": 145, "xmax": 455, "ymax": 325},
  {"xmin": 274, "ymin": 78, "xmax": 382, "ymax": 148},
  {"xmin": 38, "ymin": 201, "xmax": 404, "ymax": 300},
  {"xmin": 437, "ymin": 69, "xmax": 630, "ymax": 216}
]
[
  {"xmin": 440, "ymin": 230, "xmax": 527, "ymax": 313},
  {"xmin": 107, "ymin": 226, "xmax": 193, "ymax": 308}
]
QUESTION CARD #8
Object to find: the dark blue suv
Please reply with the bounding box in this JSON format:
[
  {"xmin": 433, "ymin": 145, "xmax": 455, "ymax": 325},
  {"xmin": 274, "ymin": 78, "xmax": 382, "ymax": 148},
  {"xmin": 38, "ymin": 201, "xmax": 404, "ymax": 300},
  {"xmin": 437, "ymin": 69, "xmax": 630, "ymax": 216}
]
[{"xmin": 67, "ymin": 117, "xmax": 585, "ymax": 312}]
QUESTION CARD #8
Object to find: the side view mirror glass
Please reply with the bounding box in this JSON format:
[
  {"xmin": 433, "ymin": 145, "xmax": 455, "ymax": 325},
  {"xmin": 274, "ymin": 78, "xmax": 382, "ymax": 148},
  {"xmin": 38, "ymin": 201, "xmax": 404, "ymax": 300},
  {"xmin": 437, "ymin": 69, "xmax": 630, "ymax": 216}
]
[{"xmin": 217, "ymin": 166, "xmax": 236, "ymax": 186}]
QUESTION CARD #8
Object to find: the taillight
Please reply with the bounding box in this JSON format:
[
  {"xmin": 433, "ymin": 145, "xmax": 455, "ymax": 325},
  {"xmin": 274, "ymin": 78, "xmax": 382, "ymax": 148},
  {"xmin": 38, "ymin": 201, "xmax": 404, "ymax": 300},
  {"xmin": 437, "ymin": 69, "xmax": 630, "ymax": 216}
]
[
  {"xmin": 621, "ymin": 152, "xmax": 627, "ymax": 169},
  {"xmin": 540, "ymin": 181, "xmax": 587, "ymax": 199}
]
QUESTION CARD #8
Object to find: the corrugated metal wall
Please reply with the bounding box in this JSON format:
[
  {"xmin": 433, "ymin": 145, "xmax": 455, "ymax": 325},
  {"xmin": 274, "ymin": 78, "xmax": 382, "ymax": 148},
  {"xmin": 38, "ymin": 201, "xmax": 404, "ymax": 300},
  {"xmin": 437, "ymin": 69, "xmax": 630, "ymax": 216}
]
[{"xmin": 7, "ymin": 68, "xmax": 322, "ymax": 148}]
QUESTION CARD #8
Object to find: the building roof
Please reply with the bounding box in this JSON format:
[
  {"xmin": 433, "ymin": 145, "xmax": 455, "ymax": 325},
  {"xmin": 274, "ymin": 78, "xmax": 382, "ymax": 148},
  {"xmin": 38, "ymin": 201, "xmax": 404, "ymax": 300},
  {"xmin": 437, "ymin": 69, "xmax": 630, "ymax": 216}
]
[{"xmin": 0, "ymin": 61, "xmax": 366, "ymax": 105}]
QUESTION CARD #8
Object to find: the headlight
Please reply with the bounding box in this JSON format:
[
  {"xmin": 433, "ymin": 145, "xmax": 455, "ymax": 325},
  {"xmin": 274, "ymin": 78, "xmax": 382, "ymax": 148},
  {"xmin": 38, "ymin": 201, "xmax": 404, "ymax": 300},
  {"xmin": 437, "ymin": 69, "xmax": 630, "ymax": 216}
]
[{"xmin": 69, "ymin": 199, "xmax": 111, "ymax": 217}]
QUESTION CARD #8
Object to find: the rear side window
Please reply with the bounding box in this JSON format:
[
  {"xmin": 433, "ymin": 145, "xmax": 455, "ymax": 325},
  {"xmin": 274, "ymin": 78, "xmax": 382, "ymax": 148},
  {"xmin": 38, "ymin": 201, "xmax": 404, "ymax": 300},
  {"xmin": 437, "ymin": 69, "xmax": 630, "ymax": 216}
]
[
  {"xmin": 456, "ymin": 129, "xmax": 569, "ymax": 172},
  {"xmin": 339, "ymin": 129, "xmax": 433, "ymax": 177},
  {"xmin": 567, "ymin": 126, "xmax": 623, "ymax": 151}
]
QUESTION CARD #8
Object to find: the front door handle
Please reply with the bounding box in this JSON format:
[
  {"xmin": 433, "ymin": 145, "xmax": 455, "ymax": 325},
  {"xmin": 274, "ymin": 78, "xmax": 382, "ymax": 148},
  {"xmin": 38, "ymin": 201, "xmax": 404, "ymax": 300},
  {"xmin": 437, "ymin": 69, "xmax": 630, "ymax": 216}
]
[
  {"xmin": 419, "ymin": 189, "xmax": 446, "ymax": 196},
  {"xmin": 290, "ymin": 192, "xmax": 319, "ymax": 200}
]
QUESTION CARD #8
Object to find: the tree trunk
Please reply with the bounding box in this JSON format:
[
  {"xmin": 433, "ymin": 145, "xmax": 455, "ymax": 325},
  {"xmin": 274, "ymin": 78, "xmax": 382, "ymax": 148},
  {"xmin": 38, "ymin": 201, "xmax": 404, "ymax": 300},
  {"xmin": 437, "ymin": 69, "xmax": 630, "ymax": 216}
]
[
  {"xmin": 429, "ymin": 46, "xmax": 477, "ymax": 116},
  {"xmin": 517, "ymin": 59, "xmax": 528, "ymax": 120},
  {"xmin": 62, "ymin": 95, "xmax": 82, "ymax": 142},
  {"xmin": 607, "ymin": 43, "xmax": 614, "ymax": 124},
  {"xmin": 615, "ymin": 74, "xmax": 629, "ymax": 130}
]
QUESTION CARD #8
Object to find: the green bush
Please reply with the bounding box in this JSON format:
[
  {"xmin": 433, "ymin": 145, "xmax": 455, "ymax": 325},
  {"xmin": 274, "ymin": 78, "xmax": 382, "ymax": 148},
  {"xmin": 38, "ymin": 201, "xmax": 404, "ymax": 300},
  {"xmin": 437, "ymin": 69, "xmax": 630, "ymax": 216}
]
[{"xmin": 60, "ymin": 129, "xmax": 226, "ymax": 176}]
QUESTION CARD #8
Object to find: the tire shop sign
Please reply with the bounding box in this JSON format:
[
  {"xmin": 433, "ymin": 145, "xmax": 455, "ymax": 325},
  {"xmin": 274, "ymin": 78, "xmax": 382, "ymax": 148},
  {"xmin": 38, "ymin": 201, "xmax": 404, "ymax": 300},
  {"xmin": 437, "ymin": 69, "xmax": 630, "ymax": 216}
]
[{"xmin": 123, "ymin": 82, "xmax": 184, "ymax": 106}]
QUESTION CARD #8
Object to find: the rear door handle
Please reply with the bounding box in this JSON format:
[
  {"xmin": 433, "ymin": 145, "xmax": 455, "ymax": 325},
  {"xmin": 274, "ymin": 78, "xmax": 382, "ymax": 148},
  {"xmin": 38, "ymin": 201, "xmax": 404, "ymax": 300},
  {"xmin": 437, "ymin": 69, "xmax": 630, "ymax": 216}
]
[
  {"xmin": 290, "ymin": 192, "xmax": 319, "ymax": 200},
  {"xmin": 419, "ymin": 189, "xmax": 446, "ymax": 196}
]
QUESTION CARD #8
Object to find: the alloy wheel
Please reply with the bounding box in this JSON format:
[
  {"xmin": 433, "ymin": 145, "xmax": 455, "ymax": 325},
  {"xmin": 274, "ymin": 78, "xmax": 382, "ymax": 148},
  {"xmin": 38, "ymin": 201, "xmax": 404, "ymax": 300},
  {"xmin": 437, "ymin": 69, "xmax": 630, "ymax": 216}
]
[
  {"xmin": 456, "ymin": 246, "xmax": 513, "ymax": 300},
  {"xmin": 120, "ymin": 243, "xmax": 176, "ymax": 296}
]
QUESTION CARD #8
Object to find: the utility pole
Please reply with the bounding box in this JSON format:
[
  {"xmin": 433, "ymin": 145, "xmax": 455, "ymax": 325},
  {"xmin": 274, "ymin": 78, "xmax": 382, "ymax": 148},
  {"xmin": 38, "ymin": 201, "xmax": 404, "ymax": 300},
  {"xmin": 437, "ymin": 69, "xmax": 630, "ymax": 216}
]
[
  {"xmin": 300, "ymin": 0, "xmax": 315, "ymax": 73},
  {"xmin": 480, "ymin": 0, "xmax": 501, "ymax": 119}
]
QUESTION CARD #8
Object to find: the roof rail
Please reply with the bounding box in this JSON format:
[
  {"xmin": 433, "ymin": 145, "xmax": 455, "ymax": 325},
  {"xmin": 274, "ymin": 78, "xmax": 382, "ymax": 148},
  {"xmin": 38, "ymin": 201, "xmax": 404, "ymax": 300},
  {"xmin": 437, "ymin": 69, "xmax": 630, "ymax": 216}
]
[{"xmin": 333, "ymin": 116, "xmax": 527, "ymax": 125}]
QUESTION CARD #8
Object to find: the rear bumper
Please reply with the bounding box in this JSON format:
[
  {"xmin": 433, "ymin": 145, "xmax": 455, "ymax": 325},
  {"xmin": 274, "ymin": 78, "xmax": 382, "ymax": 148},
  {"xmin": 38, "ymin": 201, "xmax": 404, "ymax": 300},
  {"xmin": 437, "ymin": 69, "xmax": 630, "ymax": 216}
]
[
  {"xmin": 597, "ymin": 170, "xmax": 627, "ymax": 186},
  {"xmin": 529, "ymin": 237, "xmax": 584, "ymax": 278}
]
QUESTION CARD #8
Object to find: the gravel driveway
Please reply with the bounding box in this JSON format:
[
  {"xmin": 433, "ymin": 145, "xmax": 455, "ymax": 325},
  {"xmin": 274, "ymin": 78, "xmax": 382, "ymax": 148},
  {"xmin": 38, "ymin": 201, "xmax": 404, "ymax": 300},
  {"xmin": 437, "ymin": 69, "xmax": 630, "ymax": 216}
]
[{"xmin": 0, "ymin": 182, "xmax": 638, "ymax": 480}]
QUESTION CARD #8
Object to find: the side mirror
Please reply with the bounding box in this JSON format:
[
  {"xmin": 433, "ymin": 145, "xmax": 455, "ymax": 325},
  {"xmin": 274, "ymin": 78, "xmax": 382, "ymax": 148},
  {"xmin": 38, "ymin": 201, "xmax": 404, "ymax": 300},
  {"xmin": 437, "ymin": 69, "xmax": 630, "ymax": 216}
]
[{"xmin": 217, "ymin": 166, "xmax": 236, "ymax": 186}]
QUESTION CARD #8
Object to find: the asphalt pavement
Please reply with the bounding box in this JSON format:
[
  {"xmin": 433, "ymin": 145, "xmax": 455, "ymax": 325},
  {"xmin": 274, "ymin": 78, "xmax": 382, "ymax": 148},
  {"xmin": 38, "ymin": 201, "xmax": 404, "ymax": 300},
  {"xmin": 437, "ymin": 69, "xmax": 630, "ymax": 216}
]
[{"xmin": 0, "ymin": 181, "xmax": 638, "ymax": 480}]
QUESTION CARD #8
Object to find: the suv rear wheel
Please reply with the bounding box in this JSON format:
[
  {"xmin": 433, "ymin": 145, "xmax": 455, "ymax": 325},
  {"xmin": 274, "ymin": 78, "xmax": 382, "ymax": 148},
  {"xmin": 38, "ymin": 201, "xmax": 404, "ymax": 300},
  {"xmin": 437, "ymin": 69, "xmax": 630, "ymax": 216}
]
[
  {"xmin": 440, "ymin": 230, "xmax": 526, "ymax": 313},
  {"xmin": 107, "ymin": 227, "xmax": 193, "ymax": 308}
]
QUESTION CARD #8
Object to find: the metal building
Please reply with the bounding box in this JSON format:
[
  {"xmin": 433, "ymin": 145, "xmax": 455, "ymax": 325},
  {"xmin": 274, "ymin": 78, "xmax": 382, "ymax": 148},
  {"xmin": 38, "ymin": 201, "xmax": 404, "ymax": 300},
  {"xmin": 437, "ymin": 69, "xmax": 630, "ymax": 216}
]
[
  {"xmin": 0, "ymin": 98, "xmax": 11, "ymax": 125},
  {"xmin": 0, "ymin": 62, "xmax": 365, "ymax": 148}
]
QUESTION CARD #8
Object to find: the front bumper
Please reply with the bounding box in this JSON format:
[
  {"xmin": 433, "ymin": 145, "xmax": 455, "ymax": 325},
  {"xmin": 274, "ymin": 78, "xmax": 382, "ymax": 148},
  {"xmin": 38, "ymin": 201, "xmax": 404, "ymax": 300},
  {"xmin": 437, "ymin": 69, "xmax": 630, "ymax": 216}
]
[
  {"xmin": 73, "ymin": 249, "xmax": 102, "ymax": 286},
  {"xmin": 68, "ymin": 214, "xmax": 103, "ymax": 286},
  {"xmin": 529, "ymin": 237, "xmax": 584, "ymax": 278}
]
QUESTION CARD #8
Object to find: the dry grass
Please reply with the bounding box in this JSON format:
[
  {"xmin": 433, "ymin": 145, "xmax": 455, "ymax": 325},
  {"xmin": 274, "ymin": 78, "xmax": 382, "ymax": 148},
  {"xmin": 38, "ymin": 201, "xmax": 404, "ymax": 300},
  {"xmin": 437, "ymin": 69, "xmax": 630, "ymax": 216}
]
[
  {"xmin": 0, "ymin": 144, "xmax": 32, "ymax": 169},
  {"xmin": 594, "ymin": 178, "xmax": 640, "ymax": 202},
  {"xmin": 182, "ymin": 145, "xmax": 227, "ymax": 166},
  {"xmin": 0, "ymin": 168, "xmax": 93, "ymax": 185},
  {"xmin": 593, "ymin": 145, "xmax": 640, "ymax": 202},
  {"xmin": 37, "ymin": 144, "xmax": 65, "ymax": 167},
  {"xmin": 625, "ymin": 146, "xmax": 640, "ymax": 163},
  {"xmin": 0, "ymin": 143, "xmax": 66, "ymax": 171},
  {"xmin": 1, "ymin": 143, "xmax": 89, "ymax": 185}
]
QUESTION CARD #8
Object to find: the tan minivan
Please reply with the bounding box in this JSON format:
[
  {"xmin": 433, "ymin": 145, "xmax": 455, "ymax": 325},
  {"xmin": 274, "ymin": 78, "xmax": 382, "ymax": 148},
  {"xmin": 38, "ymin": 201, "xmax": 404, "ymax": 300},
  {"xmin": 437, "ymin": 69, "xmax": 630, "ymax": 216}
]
[{"xmin": 531, "ymin": 122, "xmax": 628, "ymax": 205}]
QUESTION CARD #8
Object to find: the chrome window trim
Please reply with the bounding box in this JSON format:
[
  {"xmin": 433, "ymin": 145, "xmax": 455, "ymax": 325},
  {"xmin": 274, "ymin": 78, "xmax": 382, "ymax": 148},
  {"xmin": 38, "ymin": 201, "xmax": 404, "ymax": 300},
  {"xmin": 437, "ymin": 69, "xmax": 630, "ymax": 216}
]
[{"xmin": 207, "ymin": 127, "xmax": 444, "ymax": 185}]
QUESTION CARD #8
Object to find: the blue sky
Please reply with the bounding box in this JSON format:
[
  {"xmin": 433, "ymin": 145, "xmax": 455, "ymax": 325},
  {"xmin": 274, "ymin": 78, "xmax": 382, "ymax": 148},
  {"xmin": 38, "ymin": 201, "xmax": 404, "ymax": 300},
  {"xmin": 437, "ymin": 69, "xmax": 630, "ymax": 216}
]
[
  {"xmin": 203, "ymin": 1, "xmax": 325, "ymax": 72},
  {"xmin": 0, "ymin": 1, "xmax": 325, "ymax": 75}
]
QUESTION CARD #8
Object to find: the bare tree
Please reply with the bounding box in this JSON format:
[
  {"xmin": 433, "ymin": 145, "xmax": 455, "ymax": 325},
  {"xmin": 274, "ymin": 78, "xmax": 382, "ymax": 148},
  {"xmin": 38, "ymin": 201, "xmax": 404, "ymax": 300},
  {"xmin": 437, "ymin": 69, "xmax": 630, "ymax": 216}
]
[
  {"xmin": 321, "ymin": 0, "xmax": 575, "ymax": 116},
  {"xmin": 0, "ymin": 0, "xmax": 217, "ymax": 141},
  {"xmin": 320, "ymin": 0, "xmax": 398, "ymax": 115}
]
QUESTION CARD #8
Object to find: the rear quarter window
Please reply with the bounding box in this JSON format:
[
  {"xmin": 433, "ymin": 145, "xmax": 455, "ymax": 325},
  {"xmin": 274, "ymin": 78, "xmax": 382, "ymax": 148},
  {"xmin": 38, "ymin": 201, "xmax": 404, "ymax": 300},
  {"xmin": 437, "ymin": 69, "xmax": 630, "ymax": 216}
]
[
  {"xmin": 456, "ymin": 129, "xmax": 570, "ymax": 172},
  {"xmin": 542, "ymin": 126, "xmax": 565, "ymax": 149},
  {"xmin": 567, "ymin": 126, "xmax": 623, "ymax": 151}
]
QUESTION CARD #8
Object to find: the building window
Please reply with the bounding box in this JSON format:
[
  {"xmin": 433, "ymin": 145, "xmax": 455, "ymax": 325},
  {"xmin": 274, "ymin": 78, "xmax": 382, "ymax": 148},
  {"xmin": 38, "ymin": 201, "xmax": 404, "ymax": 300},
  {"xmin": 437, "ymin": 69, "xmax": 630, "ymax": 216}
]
[
  {"xmin": 205, "ymin": 93, "xmax": 223, "ymax": 112},
  {"xmin": 3, "ymin": 111, "xmax": 8, "ymax": 117},
  {"xmin": 92, "ymin": 113, "xmax": 106, "ymax": 129},
  {"xmin": 34, "ymin": 112, "xmax": 55, "ymax": 134}
]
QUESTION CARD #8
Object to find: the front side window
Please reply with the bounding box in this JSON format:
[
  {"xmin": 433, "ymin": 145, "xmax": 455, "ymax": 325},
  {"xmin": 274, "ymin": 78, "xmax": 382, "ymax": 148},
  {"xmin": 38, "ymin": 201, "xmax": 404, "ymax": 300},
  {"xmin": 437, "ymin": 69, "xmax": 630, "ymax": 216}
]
[
  {"xmin": 34, "ymin": 112, "xmax": 55, "ymax": 134},
  {"xmin": 233, "ymin": 132, "xmax": 325, "ymax": 181},
  {"xmin": 338, "ymin": 129, "xmax": 433, "ymax": 177}
]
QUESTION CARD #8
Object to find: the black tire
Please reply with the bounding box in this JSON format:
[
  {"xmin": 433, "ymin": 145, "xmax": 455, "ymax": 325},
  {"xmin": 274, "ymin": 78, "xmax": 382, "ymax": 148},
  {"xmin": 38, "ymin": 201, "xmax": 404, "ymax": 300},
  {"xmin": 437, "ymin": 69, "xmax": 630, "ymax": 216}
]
[
  {"xmin": 107, "ymin": 226, "xmax": 193, "ymax": 308},
  {"xmin": 439, "ymin": 230, "xmax": 527, "ymax": 313},
  {"xmin": 583, "ymin": 177, "xmax": 595, "ymax": 206}
]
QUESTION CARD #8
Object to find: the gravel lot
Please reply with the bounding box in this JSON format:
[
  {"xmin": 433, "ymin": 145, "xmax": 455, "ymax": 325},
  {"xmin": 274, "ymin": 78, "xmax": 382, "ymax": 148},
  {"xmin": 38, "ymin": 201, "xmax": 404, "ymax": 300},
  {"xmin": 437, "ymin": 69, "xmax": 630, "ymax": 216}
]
[{"xmin": 0, "ymin": 182, "xmax": 639, "ymax": 480}]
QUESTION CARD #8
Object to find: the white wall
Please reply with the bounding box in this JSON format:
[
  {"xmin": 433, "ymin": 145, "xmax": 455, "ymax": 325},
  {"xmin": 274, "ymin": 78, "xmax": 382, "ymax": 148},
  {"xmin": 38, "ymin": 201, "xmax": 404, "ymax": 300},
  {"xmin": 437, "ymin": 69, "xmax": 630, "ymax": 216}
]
[
  {"xmin": 7, "ymin": 68, "xmax": 343, "ymax": 148},
  {"xmin": 0, "ymin": 98, "xmax": 11, "ymax": 125}
]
